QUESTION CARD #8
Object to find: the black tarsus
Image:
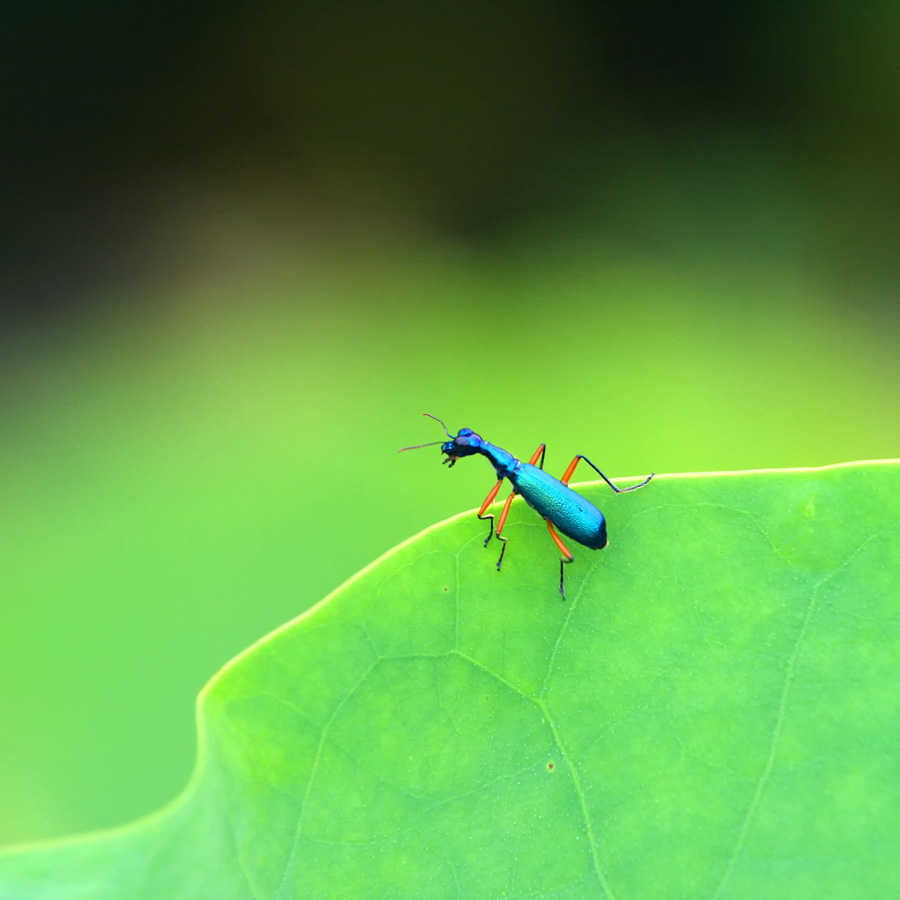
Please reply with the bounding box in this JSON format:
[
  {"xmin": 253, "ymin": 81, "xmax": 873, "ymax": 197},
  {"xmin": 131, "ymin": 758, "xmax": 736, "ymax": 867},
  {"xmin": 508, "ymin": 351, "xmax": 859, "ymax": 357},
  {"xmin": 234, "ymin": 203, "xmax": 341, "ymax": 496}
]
[{"xmin": 576, "ymin": 457, "xmax": 654, "ymax": 493}]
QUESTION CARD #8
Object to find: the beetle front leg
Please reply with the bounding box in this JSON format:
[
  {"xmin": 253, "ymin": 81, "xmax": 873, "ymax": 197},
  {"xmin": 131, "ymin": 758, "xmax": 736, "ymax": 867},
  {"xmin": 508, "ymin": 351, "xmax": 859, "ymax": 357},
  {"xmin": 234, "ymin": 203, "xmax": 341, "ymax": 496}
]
[
  {"xmin": 477, "ymin": 479, "xmax": 504, "ymax": 547},
  {"xmin": 493, "ymin": 491, "xmax": 516, "ymax": 571}
]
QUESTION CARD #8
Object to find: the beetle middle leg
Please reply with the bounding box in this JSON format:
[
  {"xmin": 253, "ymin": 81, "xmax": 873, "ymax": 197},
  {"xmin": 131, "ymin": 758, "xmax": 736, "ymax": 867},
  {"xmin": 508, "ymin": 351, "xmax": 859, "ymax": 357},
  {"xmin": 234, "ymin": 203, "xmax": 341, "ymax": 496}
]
[{"xmin": 528, "ymin": 443, "xmax": 547, "ymax": 469}]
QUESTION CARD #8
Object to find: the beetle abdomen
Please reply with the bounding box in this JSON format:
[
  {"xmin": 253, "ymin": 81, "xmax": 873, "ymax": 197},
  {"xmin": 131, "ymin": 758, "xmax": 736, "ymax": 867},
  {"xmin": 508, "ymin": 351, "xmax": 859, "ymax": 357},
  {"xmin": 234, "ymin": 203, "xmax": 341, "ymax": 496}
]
[{"xmin": 510, "ymin": 463, "xmax": 608, "ymax": 549}]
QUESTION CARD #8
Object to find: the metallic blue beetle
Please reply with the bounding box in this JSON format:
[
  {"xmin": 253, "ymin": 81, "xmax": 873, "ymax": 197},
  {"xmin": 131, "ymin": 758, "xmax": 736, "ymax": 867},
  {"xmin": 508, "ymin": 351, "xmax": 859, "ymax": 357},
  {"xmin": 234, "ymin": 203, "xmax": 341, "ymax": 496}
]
[{"xmin": 400, "ymin": 414, "xmax": 653, "ymax": 599}]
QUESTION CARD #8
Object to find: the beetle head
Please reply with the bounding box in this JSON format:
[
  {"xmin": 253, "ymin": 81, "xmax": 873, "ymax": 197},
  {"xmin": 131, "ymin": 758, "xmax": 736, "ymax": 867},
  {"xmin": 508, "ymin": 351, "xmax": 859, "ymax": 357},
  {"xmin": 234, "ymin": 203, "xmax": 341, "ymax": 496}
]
[
  {"xmin": 439, "ymin": 428, "xmax": 482, "ymax": 467},
  {"xmin": 399, "ymin": 415, "xmax": 482, "ymax": 468}
]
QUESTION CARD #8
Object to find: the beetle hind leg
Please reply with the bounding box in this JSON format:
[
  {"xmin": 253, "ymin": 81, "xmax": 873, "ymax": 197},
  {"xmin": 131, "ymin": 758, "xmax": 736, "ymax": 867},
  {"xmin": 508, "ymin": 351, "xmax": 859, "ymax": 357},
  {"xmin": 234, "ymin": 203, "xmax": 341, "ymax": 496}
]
[
  {"xmin": 546, "ymin": 520, "xmax": 574, "ymax": 600},
  {"xmin": 558, "ymin": 558, "xmax": 574, "ymax": 598},
  {"xmin": 562, "ymin": 455, "xmax": 654, "ymax": 493}
]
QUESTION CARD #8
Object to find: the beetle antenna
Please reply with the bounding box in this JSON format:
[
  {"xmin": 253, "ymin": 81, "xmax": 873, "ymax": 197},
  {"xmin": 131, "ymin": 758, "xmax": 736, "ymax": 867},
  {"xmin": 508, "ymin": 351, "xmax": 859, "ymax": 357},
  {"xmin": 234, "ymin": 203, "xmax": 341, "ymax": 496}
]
[
  {"xmin": 422, "ymin": 412, "xmax": 454, "ymax": 438},
  {"xmin": 398, "ymin": 413, "xmax": 457, "ymax": 452},
  {"xmin": 398, "ymin": 440, "xmax": 445, "ymax": 453}
]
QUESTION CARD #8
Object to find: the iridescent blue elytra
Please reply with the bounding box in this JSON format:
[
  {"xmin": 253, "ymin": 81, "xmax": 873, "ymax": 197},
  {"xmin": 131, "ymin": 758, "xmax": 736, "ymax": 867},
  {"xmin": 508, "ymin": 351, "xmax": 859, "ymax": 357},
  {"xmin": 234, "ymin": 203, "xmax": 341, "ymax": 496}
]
[{"xmin": 400, "ymin": 414, "xmax": 654, "ymax": 599}]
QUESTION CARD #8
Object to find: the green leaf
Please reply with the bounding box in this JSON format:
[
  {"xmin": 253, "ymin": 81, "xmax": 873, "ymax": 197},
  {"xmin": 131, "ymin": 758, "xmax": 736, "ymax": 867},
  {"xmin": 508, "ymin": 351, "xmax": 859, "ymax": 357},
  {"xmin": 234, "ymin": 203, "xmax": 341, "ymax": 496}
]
[{"xmin": 2, "ymin": 461, "xmax": 898, "ymax": 899}]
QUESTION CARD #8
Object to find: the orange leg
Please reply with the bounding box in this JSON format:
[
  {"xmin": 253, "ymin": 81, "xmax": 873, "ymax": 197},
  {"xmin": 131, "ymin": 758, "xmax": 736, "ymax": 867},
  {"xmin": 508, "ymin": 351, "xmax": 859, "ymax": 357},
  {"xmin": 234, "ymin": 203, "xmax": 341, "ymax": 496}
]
[
  {"xmin": 477, "ymin": 479, "xmax": 504, "ymax": 546},
  {"xmin": 528, "ymin": 443, "xmax": 547, "ymax": 468},
  {"xmin": 546, "ymin": 520, "xmax": 574, "ymax": 599},
  {"xmin": 477, "ymin": 481, "xmax": 517, "ymax": 571},
  {"xmin": 493, "ymin": 491, "xmax": 516, "ymax": 570},
  {"xmin": 561, "ymin": 455, "xmax": 581, "ymax": 486}
]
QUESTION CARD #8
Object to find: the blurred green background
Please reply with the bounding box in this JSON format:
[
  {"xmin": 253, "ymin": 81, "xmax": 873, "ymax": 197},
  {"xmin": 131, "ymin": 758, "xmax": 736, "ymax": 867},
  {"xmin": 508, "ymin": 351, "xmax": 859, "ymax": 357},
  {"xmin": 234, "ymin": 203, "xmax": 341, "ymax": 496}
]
[{"xmin": 1, "ymin": 0, "xmax": 898, "ymax": 848}]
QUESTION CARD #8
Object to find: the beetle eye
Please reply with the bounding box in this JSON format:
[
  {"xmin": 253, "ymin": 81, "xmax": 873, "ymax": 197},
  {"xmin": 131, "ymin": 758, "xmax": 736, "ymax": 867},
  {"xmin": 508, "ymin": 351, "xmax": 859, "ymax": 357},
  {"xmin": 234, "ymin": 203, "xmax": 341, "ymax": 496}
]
[{"xmin": 455, "ymin": 435, "xmax": 470, "ymax": 447}]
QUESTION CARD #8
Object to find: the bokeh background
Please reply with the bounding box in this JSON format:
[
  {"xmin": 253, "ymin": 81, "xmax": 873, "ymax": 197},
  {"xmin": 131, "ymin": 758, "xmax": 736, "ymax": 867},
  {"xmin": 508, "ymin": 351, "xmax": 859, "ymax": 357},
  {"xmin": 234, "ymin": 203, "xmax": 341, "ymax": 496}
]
[{"xmin": 2, "ymin": 0, "xmax": 898, "ymax": 847}]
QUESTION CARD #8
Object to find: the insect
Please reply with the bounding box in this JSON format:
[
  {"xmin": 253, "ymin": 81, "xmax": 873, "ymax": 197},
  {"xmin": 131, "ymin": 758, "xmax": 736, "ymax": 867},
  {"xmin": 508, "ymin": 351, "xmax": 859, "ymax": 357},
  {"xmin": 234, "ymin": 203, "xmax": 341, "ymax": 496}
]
[{"xmin": 399, "ymin": 414, "xmax": 654, "ymax": 599}]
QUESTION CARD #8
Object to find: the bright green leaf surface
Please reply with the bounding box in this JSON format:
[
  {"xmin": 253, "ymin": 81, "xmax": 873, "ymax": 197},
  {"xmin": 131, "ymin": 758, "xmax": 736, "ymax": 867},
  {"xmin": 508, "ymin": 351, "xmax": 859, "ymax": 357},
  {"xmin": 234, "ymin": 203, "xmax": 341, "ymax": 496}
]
[{"xmin": 1, "ymin": 461, "xmax": 898, "ymax": 899}]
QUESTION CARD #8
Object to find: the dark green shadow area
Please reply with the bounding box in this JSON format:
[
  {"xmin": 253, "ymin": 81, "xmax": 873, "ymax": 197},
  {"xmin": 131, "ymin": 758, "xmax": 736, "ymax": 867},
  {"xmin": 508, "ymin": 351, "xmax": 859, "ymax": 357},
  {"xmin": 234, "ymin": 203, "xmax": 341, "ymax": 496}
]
[{"xmin": 1, "ymin": 461, "xmax": 898, "ymax": 899}]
